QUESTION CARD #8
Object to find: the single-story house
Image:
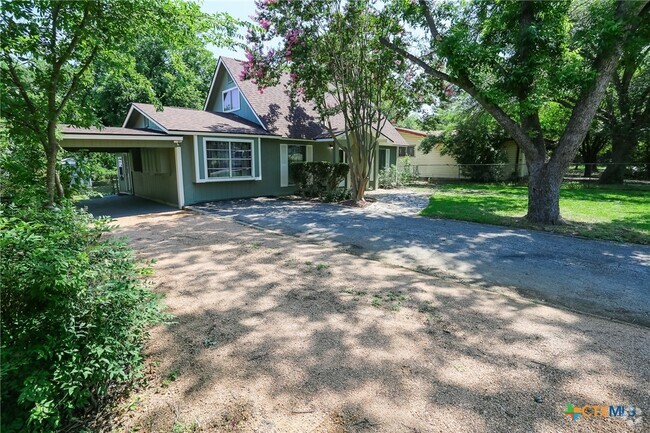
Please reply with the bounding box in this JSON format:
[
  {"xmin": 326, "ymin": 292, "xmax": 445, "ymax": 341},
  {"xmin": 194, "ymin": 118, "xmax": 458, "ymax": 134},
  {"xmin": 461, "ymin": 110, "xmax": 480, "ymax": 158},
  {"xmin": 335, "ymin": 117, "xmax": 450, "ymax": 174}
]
[
  {"xmin": 394, "ymin": 127, "xmax": 528, "ymax": 180},
  {"xmin": 61, "ymin": 56, "xmax": 407, "ymax": 208}
]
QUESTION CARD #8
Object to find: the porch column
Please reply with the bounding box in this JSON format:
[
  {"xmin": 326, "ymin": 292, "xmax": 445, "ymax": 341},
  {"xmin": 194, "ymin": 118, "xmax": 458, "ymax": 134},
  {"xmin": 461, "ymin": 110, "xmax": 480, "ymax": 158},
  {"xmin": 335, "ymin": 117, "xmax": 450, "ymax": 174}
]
[{"xmin": 174, "ymin": 144, "xmax": 185, "ymax": 209}]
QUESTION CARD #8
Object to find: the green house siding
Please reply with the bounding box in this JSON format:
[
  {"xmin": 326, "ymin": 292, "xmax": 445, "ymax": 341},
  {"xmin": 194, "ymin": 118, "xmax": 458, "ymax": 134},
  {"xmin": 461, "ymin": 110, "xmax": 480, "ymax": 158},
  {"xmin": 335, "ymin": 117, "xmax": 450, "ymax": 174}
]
[
  {"xmin": 180, "ymin": 136, "xmax": 332, "ymax": 205},
  {"xmin": 132, "ymin": 147, "xmax": 179, "ymax": 207}
]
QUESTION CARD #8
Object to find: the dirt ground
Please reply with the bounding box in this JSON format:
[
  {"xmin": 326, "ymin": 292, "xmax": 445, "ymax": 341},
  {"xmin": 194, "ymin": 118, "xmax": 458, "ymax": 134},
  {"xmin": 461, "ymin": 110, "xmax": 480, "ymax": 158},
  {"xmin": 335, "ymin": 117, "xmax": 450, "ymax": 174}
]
[{"xmin": 108, "ymin": 211, "xmax": 649, "ymax": 433}]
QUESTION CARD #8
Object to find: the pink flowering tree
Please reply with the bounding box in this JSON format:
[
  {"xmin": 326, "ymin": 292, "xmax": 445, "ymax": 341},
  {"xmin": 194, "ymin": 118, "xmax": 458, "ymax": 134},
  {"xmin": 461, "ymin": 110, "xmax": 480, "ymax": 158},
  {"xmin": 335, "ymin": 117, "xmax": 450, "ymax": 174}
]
[{"xmin": 242, "ymin": 0, "xmax": 412, "ymax": 202}]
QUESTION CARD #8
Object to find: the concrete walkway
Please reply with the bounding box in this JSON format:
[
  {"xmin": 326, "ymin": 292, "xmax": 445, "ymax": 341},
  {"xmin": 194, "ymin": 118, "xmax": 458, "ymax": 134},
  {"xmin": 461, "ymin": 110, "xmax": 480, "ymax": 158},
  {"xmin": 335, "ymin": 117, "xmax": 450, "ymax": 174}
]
[
  {"xmin": 77, "ymin": 195, "xmax": 177, "ymax": 219},
  {"xmin": 193, "ymin": 196, "xmax": 650, "ymax": 326}
]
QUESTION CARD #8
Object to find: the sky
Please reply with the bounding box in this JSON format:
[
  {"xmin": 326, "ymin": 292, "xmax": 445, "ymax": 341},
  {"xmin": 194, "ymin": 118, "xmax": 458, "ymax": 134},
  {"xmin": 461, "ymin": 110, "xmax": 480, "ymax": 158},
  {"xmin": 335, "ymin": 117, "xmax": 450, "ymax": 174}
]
[{"xmin": 200, "ymin": 0, "xmax": 257, "ymax": 60}]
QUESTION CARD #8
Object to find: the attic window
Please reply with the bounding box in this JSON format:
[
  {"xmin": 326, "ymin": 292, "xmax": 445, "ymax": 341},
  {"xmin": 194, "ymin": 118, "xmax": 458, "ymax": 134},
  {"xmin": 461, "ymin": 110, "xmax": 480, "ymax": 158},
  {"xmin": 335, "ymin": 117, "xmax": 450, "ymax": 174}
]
[{"xmin": 222, "ymin": 87, "xmax": 240, "ymax": 112}]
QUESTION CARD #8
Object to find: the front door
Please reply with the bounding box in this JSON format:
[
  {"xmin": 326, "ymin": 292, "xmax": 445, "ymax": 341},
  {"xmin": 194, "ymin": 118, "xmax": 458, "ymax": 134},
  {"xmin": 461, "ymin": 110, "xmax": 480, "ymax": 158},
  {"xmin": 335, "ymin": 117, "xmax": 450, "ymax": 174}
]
[
  {"xmin": 379, "ymin": 148, "xmax": 391, "ymax": 171},
  {"xmin": 116, "ymin": 152, "xmax": 133, "ymax": 195}
]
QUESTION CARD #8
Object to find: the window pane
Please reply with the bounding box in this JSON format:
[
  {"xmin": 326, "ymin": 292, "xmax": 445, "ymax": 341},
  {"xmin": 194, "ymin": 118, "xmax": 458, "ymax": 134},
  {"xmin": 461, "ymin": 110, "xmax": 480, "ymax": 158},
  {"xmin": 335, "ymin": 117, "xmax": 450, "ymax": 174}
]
[
  {"xmin": 231, "ymin": 142, "xmax": 252, "ymax": 159},
  {"xmin": 223, "ymin": 91, "xmax": 232, "ymax": 111},
  {"xmin": 206, "ymin": 141, "xmax": 229, "ymax": 151},
  {"xmin": 207, "ymin": 159, "xmax": 230, "ymax": 178},
  {"xmin": 231, "ymin": 89, "xmax": 240, "ymax": 110},
  {"xmin": 288, "ymin": 145, "xmax": 306, "ymax": 163},
  {"xmin": 288, "ymin": 145, "xmax": 307, "ymax": 184},
  {"xmin": 231, "ymin": 158, "xmax": 251, "ymax": 177}
]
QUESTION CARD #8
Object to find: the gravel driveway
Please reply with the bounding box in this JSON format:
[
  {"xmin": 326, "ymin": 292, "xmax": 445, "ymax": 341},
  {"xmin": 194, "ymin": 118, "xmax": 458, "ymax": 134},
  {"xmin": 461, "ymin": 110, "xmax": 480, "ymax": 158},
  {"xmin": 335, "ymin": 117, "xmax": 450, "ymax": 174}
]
[
  {"xmin": 192, "ymin": 190, "xmax": 650, "ymax": 327},
  {"xmin": 110, "ymin": 211, "xmax": 649, "ymax": 432}
]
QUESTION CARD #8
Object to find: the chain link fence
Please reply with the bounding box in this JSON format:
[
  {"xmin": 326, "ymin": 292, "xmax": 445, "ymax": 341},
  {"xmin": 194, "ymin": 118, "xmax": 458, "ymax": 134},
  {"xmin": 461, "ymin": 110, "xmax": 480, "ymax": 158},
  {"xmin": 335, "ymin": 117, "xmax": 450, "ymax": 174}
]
[{"xmin": 396, "ymin": 162, "xmax": 650, "ymax": 182}]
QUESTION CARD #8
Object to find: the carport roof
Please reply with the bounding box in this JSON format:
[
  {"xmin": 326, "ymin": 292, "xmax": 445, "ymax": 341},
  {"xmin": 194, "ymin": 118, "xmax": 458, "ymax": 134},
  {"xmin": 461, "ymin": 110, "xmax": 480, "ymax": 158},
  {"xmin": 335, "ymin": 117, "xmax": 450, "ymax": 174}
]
[{"xmin": 60, "ymin": 125, "xmax": 183, "ymax": 140}]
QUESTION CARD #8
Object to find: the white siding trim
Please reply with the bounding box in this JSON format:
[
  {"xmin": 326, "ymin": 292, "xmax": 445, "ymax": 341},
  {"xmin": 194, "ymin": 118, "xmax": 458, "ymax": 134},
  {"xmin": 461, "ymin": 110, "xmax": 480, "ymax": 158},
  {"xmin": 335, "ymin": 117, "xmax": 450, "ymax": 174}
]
[
  {"xmin": 61, "ymin": 134, "xmax": 182, "ymax": 141},
  {"xmin": 174, "ymin": 146, "xmax": 185, "ymax": 209},
  {"xmin": 199, "ymin": 137, "xmax": 257, "ymax": 183},
  {"xmin": 193, "ymin": 135, "xmax": 200, "ymax": 181}
]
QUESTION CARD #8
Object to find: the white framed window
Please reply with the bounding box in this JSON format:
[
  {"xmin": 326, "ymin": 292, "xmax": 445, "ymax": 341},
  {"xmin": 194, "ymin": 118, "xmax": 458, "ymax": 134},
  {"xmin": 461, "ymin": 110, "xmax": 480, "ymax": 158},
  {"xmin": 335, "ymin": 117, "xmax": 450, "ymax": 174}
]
[
  {"xmin": 222, "ymin": 87, "xmax": 240, "ymax": 112},
  {"xmin": 204, "ymin": 139, "xmax": 254, "ymax": 180},
  {"xmin": 280, "ymin": 143, "xmax": 313, "ymax": 187}
]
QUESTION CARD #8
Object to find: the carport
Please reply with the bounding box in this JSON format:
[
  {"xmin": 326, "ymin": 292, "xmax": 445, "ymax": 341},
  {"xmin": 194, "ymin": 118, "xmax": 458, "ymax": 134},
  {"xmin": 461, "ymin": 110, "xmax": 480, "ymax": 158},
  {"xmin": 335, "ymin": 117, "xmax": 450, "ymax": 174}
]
[{"xmin": 61, "ymin": 126, "xmax": 186, "ymax": 209}]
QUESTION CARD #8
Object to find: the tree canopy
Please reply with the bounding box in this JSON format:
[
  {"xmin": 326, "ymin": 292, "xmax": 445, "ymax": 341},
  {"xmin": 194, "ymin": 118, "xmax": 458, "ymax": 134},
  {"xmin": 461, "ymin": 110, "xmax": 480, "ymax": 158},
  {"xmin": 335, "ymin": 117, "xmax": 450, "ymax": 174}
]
[
  {"xmin": 1, "ymin": 0, "xmax": 240, "ymax": 205},
  {"xmin": 381, "ymin": 0, "xmax": 649, "ymax": 223},
  {"xmin": 243, "ymin": 0, "xmax": 412, "ymax": 201}
]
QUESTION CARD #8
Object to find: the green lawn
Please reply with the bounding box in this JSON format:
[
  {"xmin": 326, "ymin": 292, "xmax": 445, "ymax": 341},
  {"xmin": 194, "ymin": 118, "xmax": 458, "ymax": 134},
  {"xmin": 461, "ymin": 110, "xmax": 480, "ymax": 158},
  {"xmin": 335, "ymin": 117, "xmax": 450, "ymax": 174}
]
[{"xmin": 418, "ymin": 182, "xmax": 650, "ymax": 244}]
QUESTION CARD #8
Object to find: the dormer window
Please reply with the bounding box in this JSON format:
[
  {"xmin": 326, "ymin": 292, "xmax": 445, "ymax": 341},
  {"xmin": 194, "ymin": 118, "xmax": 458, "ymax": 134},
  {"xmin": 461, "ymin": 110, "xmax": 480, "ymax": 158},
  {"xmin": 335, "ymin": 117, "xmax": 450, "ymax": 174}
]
[{"xmin": 222, "ymin": 87, "xmax": 240, "ymax": 112}]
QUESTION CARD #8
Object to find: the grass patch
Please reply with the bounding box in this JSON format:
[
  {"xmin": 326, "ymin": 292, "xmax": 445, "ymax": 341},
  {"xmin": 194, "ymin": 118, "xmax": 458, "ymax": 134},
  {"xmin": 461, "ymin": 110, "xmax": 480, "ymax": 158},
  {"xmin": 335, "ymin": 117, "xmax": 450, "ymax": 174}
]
[
  {"xmin": 418, "ymin": 182, "xmax": 650, "ymax": 244},
  {"xmin": 371, "ymin": 291, "xmax": 409, "ymax": 311}
]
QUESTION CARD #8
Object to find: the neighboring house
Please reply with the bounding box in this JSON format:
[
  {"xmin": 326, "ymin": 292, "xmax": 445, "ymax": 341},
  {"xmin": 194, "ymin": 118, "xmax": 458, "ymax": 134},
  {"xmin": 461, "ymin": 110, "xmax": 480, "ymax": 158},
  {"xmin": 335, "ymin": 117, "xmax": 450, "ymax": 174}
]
[
  {"xmin": 60, "ymin": 56, "xmax": 407, "ymax": 208},
  {"xmin": 394, "ymin": 127, "xmax": 528, "ymax": 180}
]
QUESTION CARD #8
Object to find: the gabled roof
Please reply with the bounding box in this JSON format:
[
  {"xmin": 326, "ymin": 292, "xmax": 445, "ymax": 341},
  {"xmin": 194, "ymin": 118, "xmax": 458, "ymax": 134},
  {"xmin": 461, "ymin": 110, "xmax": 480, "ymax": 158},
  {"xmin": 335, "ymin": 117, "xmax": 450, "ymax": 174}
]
[
  {"xmin": 129, "ymin": 103, "xmax": 273, "ymax": 135},
  {"xmin": 395, "ymin": 127, "xmax": 443, "ymax": 138},
  {"xmin": 218, "ymin": 57, "xmax": 407, "ymax": 145}
]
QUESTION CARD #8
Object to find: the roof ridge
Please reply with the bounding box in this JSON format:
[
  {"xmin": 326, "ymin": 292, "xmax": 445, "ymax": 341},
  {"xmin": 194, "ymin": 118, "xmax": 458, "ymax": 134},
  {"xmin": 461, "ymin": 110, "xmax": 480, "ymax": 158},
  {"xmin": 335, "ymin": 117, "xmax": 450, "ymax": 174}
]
[{"xmin": 133, "ymin": 102, "xmax": 206, "ymax": 112}]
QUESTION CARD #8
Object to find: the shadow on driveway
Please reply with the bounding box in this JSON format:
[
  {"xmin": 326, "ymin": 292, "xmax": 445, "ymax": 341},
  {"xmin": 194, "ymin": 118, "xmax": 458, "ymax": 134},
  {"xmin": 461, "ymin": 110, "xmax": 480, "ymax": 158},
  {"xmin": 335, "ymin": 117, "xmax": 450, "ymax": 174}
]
[{"xmin": 192, "ymin": 197, "xmax": 650, "ymax": 327}]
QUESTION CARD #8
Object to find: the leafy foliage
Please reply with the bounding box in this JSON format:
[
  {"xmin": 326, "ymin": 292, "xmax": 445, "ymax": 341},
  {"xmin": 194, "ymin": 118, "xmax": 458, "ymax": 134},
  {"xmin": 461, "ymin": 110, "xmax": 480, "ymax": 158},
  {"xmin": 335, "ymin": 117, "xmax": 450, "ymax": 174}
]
[
  {"xmin": 291, "ymin": 161, "xmax": 350, "ymax": 201},
  {"xmin": 1, "ymin": 0, "xmax": 241, "ymax": 205},
  {"xmin": 422, "ymin": 103, "xmax": 508, "ymax": 182},
  {"xmin": 0, "ymin": 203, "xmax": 167, "ymax": 431},
  {"xmin": 243, "ymin": 0, "xmax": 412, "ymax": 201},
  {"xmin": 382, "ymin": 0, "xmax": 648, "ymax": 223},
  {"xmin": 378, "ymin": 157, "xmax": 419, "ymax": 188}
]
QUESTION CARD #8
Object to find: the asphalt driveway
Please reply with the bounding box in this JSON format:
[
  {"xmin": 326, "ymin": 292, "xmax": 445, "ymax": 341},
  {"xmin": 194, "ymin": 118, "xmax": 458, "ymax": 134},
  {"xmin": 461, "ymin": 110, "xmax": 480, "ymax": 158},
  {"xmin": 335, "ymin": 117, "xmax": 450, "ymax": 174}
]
[{"xmin": 192, "ymin": 193, "xmax": 650, "ymax": 326}]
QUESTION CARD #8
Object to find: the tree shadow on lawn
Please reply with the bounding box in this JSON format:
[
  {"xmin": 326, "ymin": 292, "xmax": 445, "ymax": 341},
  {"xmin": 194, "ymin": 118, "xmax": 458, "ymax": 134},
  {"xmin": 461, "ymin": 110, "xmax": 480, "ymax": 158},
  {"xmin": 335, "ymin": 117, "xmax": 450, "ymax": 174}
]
[{"xmin": 111, "ymin": 214, "xmax": 650, "ymax": 432}]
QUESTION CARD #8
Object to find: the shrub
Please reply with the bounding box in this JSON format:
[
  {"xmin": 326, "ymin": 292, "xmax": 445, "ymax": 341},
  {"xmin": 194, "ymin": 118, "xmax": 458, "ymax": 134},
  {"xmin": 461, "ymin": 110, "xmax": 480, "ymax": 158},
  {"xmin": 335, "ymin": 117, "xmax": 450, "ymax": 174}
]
[
  {"xmin": 0, "ymin": 202, "xmax": 166, "ymax": 431},
  {"xmin": 378, "ymin": 157, "xmax": 419, "ymax": 189},
  {"xmin": 291, "ymin": 161, "xmax": 349, "ymax": 200}
]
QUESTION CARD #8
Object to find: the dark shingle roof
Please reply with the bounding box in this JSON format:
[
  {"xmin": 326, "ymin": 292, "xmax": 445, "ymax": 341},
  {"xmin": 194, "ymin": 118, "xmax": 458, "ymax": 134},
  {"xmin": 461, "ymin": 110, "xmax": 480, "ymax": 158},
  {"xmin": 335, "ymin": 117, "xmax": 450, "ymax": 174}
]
[
  {"xmin": 220, "ymin": 57, "xmax": 406, "ymax": 145},
  {"xmin": 132, "ymin": 103, "xmax": 273, "ymax": 135}
]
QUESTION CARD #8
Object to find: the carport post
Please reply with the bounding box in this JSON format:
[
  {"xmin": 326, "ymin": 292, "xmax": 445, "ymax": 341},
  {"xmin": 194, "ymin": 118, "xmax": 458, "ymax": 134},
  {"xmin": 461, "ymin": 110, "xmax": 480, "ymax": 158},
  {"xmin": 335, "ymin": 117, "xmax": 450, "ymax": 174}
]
[{"xmin": 174, "ymin": 143, "xmax": 185, "ymax": 209}]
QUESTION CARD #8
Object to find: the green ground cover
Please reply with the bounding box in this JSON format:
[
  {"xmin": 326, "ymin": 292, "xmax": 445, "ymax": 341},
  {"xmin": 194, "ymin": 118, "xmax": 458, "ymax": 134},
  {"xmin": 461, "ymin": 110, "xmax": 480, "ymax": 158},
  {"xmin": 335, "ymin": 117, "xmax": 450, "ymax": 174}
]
[{"xmin": 419, "ymin": 182, "xmax": 650, "ymax": 244}]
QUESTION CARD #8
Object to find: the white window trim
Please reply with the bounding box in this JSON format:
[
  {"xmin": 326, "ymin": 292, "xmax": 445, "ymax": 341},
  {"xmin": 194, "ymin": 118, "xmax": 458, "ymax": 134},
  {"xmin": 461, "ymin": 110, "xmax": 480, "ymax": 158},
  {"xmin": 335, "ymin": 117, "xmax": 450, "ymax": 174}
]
[
  {"xmin": 222, "ymin": 86, "xmax": 240, "ymax": 113},
  {"xmin": 199, "ymin": 137, "xmax": 258, "ymax": 183}
]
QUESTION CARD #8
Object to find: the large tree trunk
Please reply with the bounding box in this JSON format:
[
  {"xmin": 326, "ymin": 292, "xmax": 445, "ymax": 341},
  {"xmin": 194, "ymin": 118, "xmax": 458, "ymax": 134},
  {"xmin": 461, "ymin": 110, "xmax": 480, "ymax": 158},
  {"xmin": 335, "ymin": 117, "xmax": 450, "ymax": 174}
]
[
  {"xmin": 526, "ymin": 162, "xmax": 563, "ymax": 224},
  {"xmin": 600, "ymin": 132, "xmax": 636, "ymax": 184},
  {"xmin": 45, "ymin": 122, "xmax": 61, "ymax": 208},
  {"xmin": 45, "ymin": 147, "xmax": 58, "ymax": 208}
]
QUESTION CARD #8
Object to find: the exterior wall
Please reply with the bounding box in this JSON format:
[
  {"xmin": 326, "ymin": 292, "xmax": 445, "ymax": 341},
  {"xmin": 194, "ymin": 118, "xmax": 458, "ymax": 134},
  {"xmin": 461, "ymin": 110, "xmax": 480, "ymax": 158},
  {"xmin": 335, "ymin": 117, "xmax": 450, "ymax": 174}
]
[
  {"xmin": 204, "ymin": 66, "xmax": 260, "ymax": 126},
  {"xmin": 398, "ymin": 131, "xmax": 459, "ymax": 179},
  {"xmin": 397, "ymin": 132, "xmax": 530, "ymax": 180},
  {"xmin": 180, "ymin": 135, "xmax": 333, "ymax": 205},
  {"xmin": 132, "ymin": 147, "xmax": 179, "ymax": 206},
  {"xmin": 503, "ymin": 140, "xmax": 529, "ymax": 178},
  {"xmin": 125, "ymin": 111, "xmax": 164, "ymax": 132}
]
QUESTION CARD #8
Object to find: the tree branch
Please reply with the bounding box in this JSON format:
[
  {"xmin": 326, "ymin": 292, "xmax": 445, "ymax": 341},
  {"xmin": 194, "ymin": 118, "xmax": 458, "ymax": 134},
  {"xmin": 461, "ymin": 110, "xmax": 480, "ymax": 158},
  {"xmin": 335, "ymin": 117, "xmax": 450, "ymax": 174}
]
[
  {"xmin": 2, "ymin": 55, "xmax": 39, "ymax": 119},
  {"xmin": 380, "ymin": 36, "xmax": 537, "ymax": 158},
  {"xmin": 418, "ymin": 0, "xmax": 440, "ymax": 40}
]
